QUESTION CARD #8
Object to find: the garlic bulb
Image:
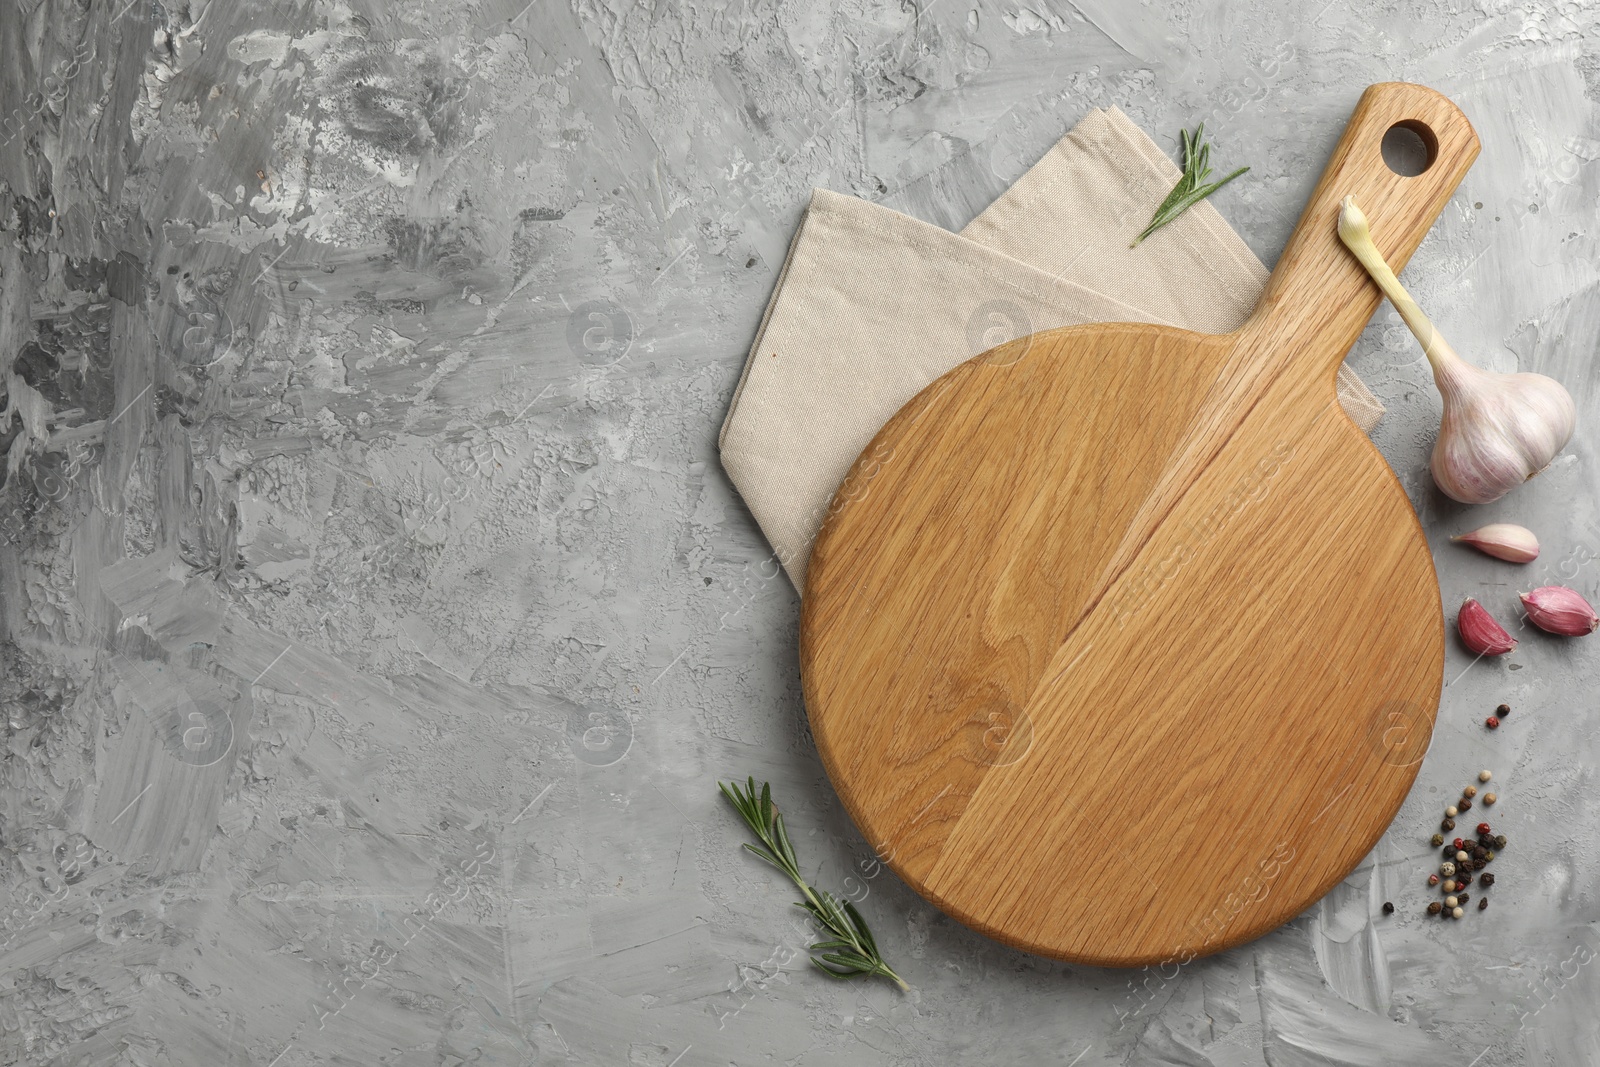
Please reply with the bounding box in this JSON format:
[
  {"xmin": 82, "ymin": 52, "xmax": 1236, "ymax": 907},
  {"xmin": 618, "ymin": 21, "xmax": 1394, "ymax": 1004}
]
[
  {"xmin": 1338, "ymin": 197, "xmax": 1575, "ymax": 504},
  {"xmin": 1429, "ymin": 357, "xmax": 1576, "ymax": 504}
]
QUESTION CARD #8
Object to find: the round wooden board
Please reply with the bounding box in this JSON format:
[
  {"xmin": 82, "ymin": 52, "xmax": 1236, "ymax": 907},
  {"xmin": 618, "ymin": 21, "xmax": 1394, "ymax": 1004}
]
[{"xmin": 799, "ymin": 84, "xmax": 1477, "ymax": 966}]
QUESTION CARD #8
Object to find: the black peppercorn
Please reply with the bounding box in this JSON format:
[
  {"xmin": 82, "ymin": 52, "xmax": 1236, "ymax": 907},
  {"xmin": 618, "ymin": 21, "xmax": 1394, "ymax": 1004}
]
[
  {"xmin": 1480, "ymin": 872, "xmax": 1495, "ymax": 888},
  {"xmin": 1497, "ymin": 703, "xmax": 1510, "ymax": 715},
  {"xmin": 1459, "ymin": 797, "xmax": 1473, "ymax": 811},
  {"xmin": 1457, "ymin": 892, "xmax": 1469, "ymax": 906},
  {"xmin": 1473, "ymin": 846, "xmax": 1488, "ymax": 860},
  {"xmin": 1382, "ymin": 901, "xmax": 1395, "ymax": 914},
  {"xmin": 1479, "ymin": 897, "xmax": 1489, "ymax": 910},
  {"xmin": 1442, "ymin": 818, "xmax": 1456, "ymax": 832},
  {"xmin": 1458, "ymin": 872, "xmax": 1473, "ymax": 886},
  {"xmin": 1427, "ymin": 901, "xmax": 1443, "ymax": 915}
]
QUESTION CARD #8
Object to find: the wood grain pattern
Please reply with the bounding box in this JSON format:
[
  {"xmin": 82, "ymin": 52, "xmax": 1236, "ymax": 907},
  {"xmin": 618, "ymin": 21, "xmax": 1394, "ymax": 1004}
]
[{"xmin": 799, "ymin": 83, "xmax": 1478, "ymax": 967}]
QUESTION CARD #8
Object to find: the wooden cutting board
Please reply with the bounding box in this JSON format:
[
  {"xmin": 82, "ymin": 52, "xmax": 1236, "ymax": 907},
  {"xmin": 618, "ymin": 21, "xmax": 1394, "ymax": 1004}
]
[{"xmin": 800, "ymin": 83, "xmax": 1477, "ymax": 967}]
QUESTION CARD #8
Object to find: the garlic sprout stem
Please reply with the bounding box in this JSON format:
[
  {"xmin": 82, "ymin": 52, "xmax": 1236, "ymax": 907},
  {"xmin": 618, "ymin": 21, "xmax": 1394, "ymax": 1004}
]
[{"xmin": 1336, "ymin": 195, "xmax": 1453, "ymax": 372}]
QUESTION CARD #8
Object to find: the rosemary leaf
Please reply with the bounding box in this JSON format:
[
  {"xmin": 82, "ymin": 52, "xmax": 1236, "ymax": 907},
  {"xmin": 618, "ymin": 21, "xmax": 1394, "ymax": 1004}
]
[
  {"xmin": 1131, "ymin": 123, "xmax": 1249, "ymax": 247},
  {"xmin": 843, "ymin": 900, "xmax": 878, "ymax": 953},
  {"xmin": 741, "ymin": 841, "xmax": 788, "ymax": 873},
  {"xmin": 813, "ymin": 959, "xmax": 864, "ymax": 980},
  {"xmin": 719, "ymin": 777, "xmax": 910, "ymax": 991}
]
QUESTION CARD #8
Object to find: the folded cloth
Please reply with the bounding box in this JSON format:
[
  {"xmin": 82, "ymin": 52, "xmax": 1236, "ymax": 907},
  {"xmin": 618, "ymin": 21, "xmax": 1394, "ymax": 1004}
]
[{"xmin": 719, "ymin": 107, "xmax": 1385, "ymax": 591}]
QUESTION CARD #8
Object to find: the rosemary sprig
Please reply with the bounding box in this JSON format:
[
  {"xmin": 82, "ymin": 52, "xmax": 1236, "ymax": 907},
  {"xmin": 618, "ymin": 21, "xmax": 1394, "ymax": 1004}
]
[
  {"xmin": 1131, "ymin": 123, "xmax": 1250, "ymax": 247},
  {"xmin": 718, "ymin": 777, "xmax": 909, "ymax": 991}
]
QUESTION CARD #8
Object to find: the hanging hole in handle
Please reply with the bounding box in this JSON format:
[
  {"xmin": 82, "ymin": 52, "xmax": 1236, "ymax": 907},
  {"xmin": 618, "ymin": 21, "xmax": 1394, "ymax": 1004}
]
[{"xmin": 1381, "ymin": 120, "xmax": 1438, "ymax": 177}]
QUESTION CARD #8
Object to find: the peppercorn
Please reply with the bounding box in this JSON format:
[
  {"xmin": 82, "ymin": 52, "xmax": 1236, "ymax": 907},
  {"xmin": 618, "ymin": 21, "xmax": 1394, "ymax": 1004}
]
[
  {"xmin": 1441, "ymin": 861, "xmax": 1456, "ymax": 877},
  {"xmin": 1443, "ymin": 879, "xmax": 1457, "ymax": 892},
  {"xmin": 1442, "ymin": 818, "xmax": 1455, "ymax": 831},
  {"xmin": 1463, "ymin": 785, "xmax": 1477, "ymax": 799},
  {"xmin": 1453, "ymin": 837, "xmax": 1465, "ymax": 849},
  {"xmin": 1494, "ymin": 834, "xmax": 1507, "ymax": 849},
  {"xmin": 1458, "ymin": 872, "xmax": 1472, "ymax": 886},
  {"xmin": 1446, "ymin": 805, "xmax": 1459, "ymax": 817},
  {"xmin": 1486, "ymin": 716, "xmax": 1500, "ymax": 729},
  {"xmin": 1382, "ymin": 901, "xmax": 1394, "ymax": 915},
  {"xmin": 1496, "ymin": 703, "xmax": 1510, "ymax": 715},
  {"xmin": 1431, "ymin": 833, "xmax": 1445, "ymax": 846},
  {"xmin": 1456, "ymin": 850, "xmax": 1470, "ymax": 862},
  {"xmin": 1428, "ymin": 874, "xmax": 1440, "ymax": 886},
  {"xmin": 1445, "ymin": 895, "xmax": 1459, "ymax": 908},
  {"xmin": 1452, "ymin": 906, "xmax": 1465, "ymax": 919},
  {"xmin": 1477, "ymin": 822, "xmax": 1492, "ymax": 835},
  {"xmin": 1473, "ymin": 846, "xmax": 1488, "ymax": 860},
  {"xmin": 1480, "ymin": 769, "xmax": 1493, "ymax": 782},
  {"xmin": 1428, "ymin": 901, "xmax": 1443, "ymax": 915},
  {"xmin": 1457, "ymin": 892, "xmax": 1469, "ymax": 906},
  {"xmin": 1484, "ymin": 792, "xmax": 1497, "ymax": 805},
  {"xmin": 1459, "ymin": 797, "xmax": 1473, "ymax": 811},
  {"xmin": 1484, "ymin": 851, "xmax": 1495, "ymax": 862},
  {"xmin": 1480, "ymin": 872, "xmax": 1495, "ymax": 888},
  {"xmin": 1479, "ymin": 897, "xmax": 1489, "ymax": 911}
]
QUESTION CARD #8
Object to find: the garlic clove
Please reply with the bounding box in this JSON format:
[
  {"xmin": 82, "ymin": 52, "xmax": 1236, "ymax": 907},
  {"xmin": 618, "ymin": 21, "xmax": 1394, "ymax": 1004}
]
[
  {"xmin": 1519, "ymin": 586, "xmax": 1599, "ymax": 636},
  {"xmin": 1451, "ymin": 523, "xmax": 1540, "ymax": 563},
  {"xmin": 1458, "ymin": 597, "xmax": 1517, "ymax": 655}
]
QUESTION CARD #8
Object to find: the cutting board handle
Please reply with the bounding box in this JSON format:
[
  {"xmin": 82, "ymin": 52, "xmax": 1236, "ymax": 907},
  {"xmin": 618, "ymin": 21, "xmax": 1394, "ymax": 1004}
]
[{"xmin": 1240, "ymin": 82, "xmax": 1479, "ymax": 377}]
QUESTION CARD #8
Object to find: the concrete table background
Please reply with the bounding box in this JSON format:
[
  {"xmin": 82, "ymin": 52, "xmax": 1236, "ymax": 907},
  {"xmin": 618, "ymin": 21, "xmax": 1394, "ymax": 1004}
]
[{"xmin": 1, "ymin": 0, "xmax": 1598, "ymax": 1063}]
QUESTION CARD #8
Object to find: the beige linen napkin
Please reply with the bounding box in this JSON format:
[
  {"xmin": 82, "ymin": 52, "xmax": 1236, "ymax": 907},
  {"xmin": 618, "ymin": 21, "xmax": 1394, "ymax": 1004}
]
[{"xmin": 719, "ymin": 107, "xmax": 1384, "ymax": 591}]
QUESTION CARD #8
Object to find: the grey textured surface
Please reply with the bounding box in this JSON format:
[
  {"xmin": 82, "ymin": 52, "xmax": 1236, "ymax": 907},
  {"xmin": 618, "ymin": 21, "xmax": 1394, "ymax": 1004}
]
[{"xmin": 2, "ymin": 0, "xmax": 1599, "ymax": 1064}]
